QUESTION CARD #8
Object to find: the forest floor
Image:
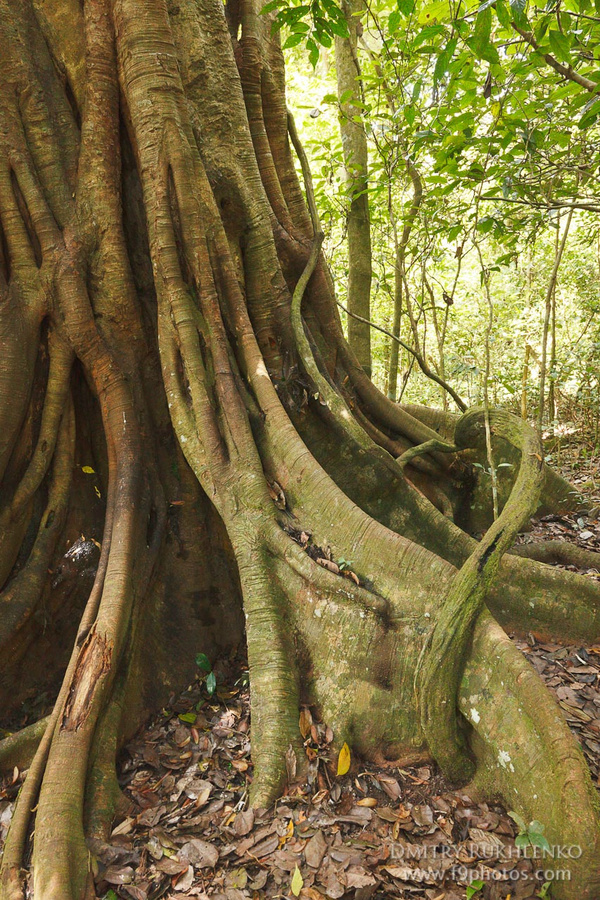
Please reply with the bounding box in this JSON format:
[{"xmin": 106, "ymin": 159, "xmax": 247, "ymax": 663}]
[
  {"xmin": 85, "ymin": 634, "xmax": 600, "ymax": 900},
  {"xmin": 2, "ymin": 445, "xmax": 600, "ymax": 900}
]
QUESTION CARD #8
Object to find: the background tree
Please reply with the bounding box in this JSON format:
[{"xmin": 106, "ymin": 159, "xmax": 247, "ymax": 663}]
[
  {"xmin": 283, "ymin": 0, "xmax": 600, "ymax": 421},
  {"xmin": 335, "ymin": 0, "xmax": 373, "ymax": 375},
  {"xmin": 0, "ymin": 2, "xmax": 600, "ymax": 899}
]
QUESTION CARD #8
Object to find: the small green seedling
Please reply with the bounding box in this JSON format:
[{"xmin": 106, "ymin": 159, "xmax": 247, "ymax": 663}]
[
  {"xmin": 195, "ymin": 652, "xmax": 217, "ymax": 696},
  {"xmin": 235, "ymin": 670, "xmax": 250, "ymax": 689},
  {"xmin": 509, "ymin": 811, "xmax": 552, "ymax": 853},
  {"xmin": 205, "ymin": 670, "xmax": 217, "ymax": 695},
  {"xmin": 195, "ymin": 652, "xmax": 211, "ymax": 672},
  {"xmin": 466, "ymin": 878, "xmax": 485, "ymax": 899}
]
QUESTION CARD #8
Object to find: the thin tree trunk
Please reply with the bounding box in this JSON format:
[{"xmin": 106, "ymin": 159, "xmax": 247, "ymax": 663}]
[
  {"xmin": 335, "ymin": 0, "xmax": 372, "ymax": 376},
  {"xmin": 539, "ymin": 209, "xmax": 573, "ymax": 430},
  {"xmin": 521, "ymin": 244, "xmax": 536, "ymax": 420},
  {"xmin": 425, "ymin": 272, "xmax": 449, "ymax": 410},
  {"xmin": 521, "ymin": 342, "xmax": 531, "ymax": 419},
  {"xmin": 387, "ymin": 159, "xmax": 422, "ymax": 400},
  {"xmin": 548, "ymin": 253, "xmax": 558, "ymax": 429},
  {"xmin": 476, "ymin": 245, "xmax": 499, "ymax": 521}
]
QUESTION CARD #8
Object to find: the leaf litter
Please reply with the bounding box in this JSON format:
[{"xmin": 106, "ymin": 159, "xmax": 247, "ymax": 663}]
[
  {"xmin": 83, "ymin": 637, "xmax": 597, "ymax": 900},
  {"xmin": 1, "ymin": 516, "xmax": 600, "ymax": 899}
]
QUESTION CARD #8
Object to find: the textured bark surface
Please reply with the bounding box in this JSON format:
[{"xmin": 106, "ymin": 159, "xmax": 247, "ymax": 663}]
[
  {"xmin": 0, "ymin": 2, "xmax": 599, "ymax": 899},
  {"xmin": 334, "ymin": 0, "xmax": 372, "ymax": 377}
]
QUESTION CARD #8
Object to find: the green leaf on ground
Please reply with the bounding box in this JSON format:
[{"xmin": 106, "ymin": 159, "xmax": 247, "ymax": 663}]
[{"xmin": 195, "ymin": 652, "xmax": 212, "ymax": 672}]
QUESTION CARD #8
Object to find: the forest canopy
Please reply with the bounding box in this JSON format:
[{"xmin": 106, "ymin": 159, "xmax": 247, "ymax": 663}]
[{"xmin": 282, "ymin": 0, "xmax": 600, "ymax": 426}]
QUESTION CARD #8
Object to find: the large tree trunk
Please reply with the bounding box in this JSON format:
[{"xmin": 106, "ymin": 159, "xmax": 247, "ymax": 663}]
[{"xmin": 0, "ymin": 2, "xmax": 598, "ymax": 899}]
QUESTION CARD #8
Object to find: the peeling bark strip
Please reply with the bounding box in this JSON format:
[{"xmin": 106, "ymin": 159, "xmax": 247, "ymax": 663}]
[{"xmin": 61, "ymin": 629, "xmax": 112, "ymax": 732}]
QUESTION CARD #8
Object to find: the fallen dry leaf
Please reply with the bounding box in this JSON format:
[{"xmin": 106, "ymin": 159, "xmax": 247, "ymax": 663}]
[
  {"xmin": 304, "ymin": 829, "xmax": 327, "ymax": 868},
  {"xmin": 337, "ymin": 742, "xmax": 351, "ymax": 776},
  {"xmin": 179, "ymin": 838, "xmax": 219, "ymax": 868}
]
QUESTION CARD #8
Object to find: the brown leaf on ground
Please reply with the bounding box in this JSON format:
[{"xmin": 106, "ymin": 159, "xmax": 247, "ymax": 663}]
[
  {"xmin": 304, "ymin": 829, "xmax": 327, "ymax": 868},
  {"xmin": 20, "ymin": 621, "xmax": 591, "ymax": 900}
]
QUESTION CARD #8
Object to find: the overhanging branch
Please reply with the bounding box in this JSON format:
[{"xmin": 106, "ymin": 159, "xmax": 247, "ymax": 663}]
[
  {"xmin": 336, "ymin": 299, "xmax": 467, "ymax": 411},
  {"xmin": 512, "ymin": 23, "xmax": 599, "ymax": 93}
]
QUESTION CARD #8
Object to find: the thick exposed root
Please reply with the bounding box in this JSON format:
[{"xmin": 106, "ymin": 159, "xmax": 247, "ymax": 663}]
[
  {"xmin": 494, "ymin": 552, "xmax": 600, "ymax": 642},
  {"xmin": 513, "ymin": 539, "xmax": 600, "ymax": 569},
  {"xmin": 403, "ymin": 401, "xmax": 586, "ymax": 523},
  {"xmin": 288, "ymin": 394, "xmax": 600, "ymax": 643},
  {"xmin": 279, "ymin": 546, "xmax": 600, "ymax": 899},
  {"xmin": 0, "ymin": 718, "xmax": 47, "ymax": 773},
  {"xmin": 417, "ymin": 410, "xmax": 544, "ymax": 783},
  {"xmin": 463, "ymin": 614, "xmax": 600, "ymax": 900},
  {"xmin": 230, "ymin": 525, "xmax": 301, "ymax": 806}
]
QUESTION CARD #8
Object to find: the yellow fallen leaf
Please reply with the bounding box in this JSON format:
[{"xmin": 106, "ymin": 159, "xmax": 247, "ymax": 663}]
[
  {"xmin": 81, "ymin": 466, "xmax": 95, "ymax": 474},
  {"xmin": 357, "ymin": 797, "xmax": 377, "ymax": 807},
  {"xmin": 278, "ymin": 817, "xmax": 295, "ymax": 849},
  {"xmin": 337, "ymin": 742, "xmax": 351, "ymax": 776},
  {"xmin": 291, "ymin": 864, "xmax": 303, "ymax": 896}
]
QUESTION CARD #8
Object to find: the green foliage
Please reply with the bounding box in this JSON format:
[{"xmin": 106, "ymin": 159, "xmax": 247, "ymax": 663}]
[
  {"xmin": 195, "ymin": 651, "xmax": 217, "ymax": 695},
  {"xmin": 206, "ymin": 671, "xmax": 217, "ymax": 695},
  {"xmin": 282, "ymin": 0, "xmax": 600, "ymax": 427},
  {"xmin": 509, "ymin": 811, "xmax": 552, "ymax": 852},
  {"xmin": 465, "ymin": 879, "xmax": 485, "ymax": 899},
  {"xmin": 195, "ymin": 652, "xmax": 212, "ymax": 672},
  {"xmin": 262, "ymin": 0, "xmax": 348, "ymax": 65}
]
